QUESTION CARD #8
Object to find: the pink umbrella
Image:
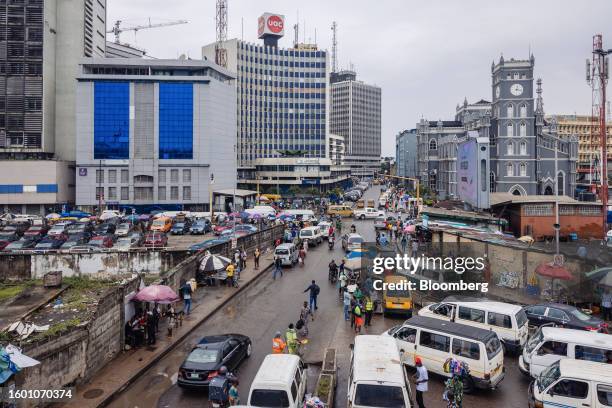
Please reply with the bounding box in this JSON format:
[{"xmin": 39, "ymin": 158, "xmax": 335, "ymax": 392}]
[
  {"xmin": 404, "ymin": 224, "xmax": 416, "ymax": 234},
  {"xmin": 134, "ymin": 285, "xmax": 180, "ymax": 304}
]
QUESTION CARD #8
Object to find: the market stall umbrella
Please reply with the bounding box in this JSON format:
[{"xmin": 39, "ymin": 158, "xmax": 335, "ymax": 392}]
[
  {"xmin": 199, "ymin": 253, "xmax": 232, "ymax": 272},
  {"xmin": 598, "ymin": 271, "xmax": 612, "ymax": 289},
  {"xmin": 138, "ymin": 214, "xmax": 151, "ymax": 221},
  {"xmin": 404, "ymin": 224, "xmax": 416, "ymax": 234},
  {"xmin": 100, "ymin": 212, "xmax": 118, "ymax": 221},
  {"xmin": 45, "ymin": 213, "xmax": 60, "ymax": 219},
  {"xmin": 535, "ymin": 262, "xmax": 573, "ymax": 302},
  {"xmin": 126, "ymin": 214, "xmax": 140, "ymax": 223},
  {"xmin": 134, "ymin": 285, "xmax": 179, "ymax": 304}
]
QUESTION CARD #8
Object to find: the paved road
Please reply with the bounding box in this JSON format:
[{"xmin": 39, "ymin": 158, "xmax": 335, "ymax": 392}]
[{"xmin": 110, "ymin": 186, "xmax": 531, "ymax": 408}]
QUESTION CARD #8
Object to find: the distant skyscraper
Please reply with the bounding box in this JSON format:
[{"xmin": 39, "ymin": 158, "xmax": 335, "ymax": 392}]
[
  {"xmin": 202, "ymin": 14, "xmax": 350, "ymax": 192},
  {"xmin": 395, "ymin": 129, "xmax": 418, "ymax": 179},
  {"xmin": 330, "ymin": 70, "xmax": 381, "ymax": 177}
]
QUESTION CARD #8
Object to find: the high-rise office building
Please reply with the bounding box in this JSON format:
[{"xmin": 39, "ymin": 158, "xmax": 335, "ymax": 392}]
[
  {"xmin": 74, "ymin": 59, "xmax": 236, "ymax": 211},
  {"xmin": 330, "ymin": 70, "xmax": 381, "ymax": 177},
  {"xmin": 202, "ymin": 13, "xmax": 350, "ymax": 192},
  {"xmin": 0, "ymin": 0, "xmax": 106, "ymax": 214}
]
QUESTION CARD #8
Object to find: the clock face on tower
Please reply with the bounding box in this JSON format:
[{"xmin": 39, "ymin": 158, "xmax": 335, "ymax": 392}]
[
  {"xmin": 495, "ymin": 86, "xmax": 500, "ymax": 99},
  {"xmin": 510, "ymin": 83, "xmax": 524, "ymax": 96}
]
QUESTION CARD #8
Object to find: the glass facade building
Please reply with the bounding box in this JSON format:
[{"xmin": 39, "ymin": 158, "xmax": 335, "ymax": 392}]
[
  {"xmin": 159, "ymin": 83, "xmax": 193, "ymax": 159},
  {"xmin": 94, "ymin": 81, "xmax": 130, "ymax": 159}
]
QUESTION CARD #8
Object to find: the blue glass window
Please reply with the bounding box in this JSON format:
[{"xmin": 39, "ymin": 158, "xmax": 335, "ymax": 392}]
[
  {"xmin": 159, "ymin": 83, "xmax": 193, "ymax": 159},
  {"xmin": 94, "ymin": 81, "xmax": 129, "ymax": 160}
]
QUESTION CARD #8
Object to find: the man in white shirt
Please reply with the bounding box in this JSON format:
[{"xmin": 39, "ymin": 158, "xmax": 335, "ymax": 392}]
[{"xmin": 413, "ymin": 356, "xmax": 428, "ymax": 408}]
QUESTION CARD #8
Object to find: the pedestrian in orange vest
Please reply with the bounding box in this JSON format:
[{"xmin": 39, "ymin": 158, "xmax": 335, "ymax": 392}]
[{"xmin": 272, "ymin": 331, "xmax": 286, "ymax": 354}]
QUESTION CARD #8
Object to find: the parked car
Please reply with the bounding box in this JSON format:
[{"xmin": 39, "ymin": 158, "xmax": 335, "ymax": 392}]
[
  {"xmin": 69, "ymin": 245, "xmax": 97, "ymax": 253},
  {"xmin": 60, "ymin": 233, "xmax": 92, "ymax": 250},
  {"xmin": 374, "ymin": 215, "xmax": 388, "ymax": 230},
  {"xmin": 213, "ymin": 224, "xmax": 232, "ymax": 236},
  {"xmin": 144, "ymin": 232, "xmax": 168, "ymax": 248},
  {"xmin": 219, "ymin": 229, "xmax": 250, "ymax": 239},
  {"xmin": 88, "ymin": 234, "xmax": 115, "ymax": 248},
  {"xmin": 47, "ymin": 223, "xmax": 70, "ymax": 237},
  {"xmin": 188, "ymin": 237, "xmax": 229, "ymax": 253},
  {"xmin": 34, "ymin": 237, "xmax": 66, "ymax": 251},
  {"xmin": 353, "ymin": 207, "xmax": 384, "ymax": 220},
  {"xmin": 4, "ymin": 237, "xmax": 40, "ymax": 251},
  {"xmin": 234, "ymin": 224, "xmax": 258, "ymax": 234},
  {"xmin": 0, "ymin": 237, "xmax": 18, "ymax": 250},
  {"xmin": 189, "ymin": 219, "xmax": 212, "ymax": 235},
  {"xmin": 6, "ymin": 222, "xmax": 31, "ymax": 235},
  {"xmin": 0, "ymin": 227, "xmax": 20, "ymax": 241},
  {"xmin": 342, "ymin": 233, "xmax": 364, "ymax": 252},
  {"xmin": 523, "ymin": 303, "xmax": 608, "ymax": 333},
  {"xmin": 65, "ymin": 222, "xmax": 93, "ymax": 236},
  {"xmin": 171, "ymin": 222, "xmax": 190, "ymax": 235},
  {"xmin": 94, "ymin": 223, "xmax": 116, "ymax": 236},
  {"xmin": 23, "ymin": 225, "xmax": 49, "ymax": 238},
  {"xmin": 177, "ymin": 334, "xmax": 252, "ymax": 389},
  {"xmin": 115, "ymin": 223, "xmax": 133, "ymax": 237}
]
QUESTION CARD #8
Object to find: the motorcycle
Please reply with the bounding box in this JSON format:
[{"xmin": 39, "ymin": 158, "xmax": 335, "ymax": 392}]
[
  {"xmin": 328, "ymin": 236, "xmax": 335, "ymax": 250},
  {"xmin": 208, "ymin": 372, "xmax": 238, "ymax": 408}
]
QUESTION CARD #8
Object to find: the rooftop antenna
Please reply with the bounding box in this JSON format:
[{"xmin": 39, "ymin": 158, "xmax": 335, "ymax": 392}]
[
  {"xmin": 215, "ymin": 0, "xmax": 228, "ymax": 68},
  {"xmin": 241, "ymin": 17, "xmax": 243, "ymax": 41},
  {"xmin": 293, "ymin": 10, "xmax": 299, "ymax": 47},
  {"xmin": 331, "ymin": 21, "xmax": 338, "ymax": 73},
  {"xmin": 314, "ymin": 28, "xmax": 317, "ymax": 45}
]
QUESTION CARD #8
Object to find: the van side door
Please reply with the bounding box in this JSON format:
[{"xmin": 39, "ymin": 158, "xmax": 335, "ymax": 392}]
[
  {"xmin": 394, "ymin": 326, "xmax": 418, "ymax": 366},
  {"xmin": 297, "ymin": 360, "xmax": 306, "ymax": 403},
  {"xmin": 418, "ymin": 330, "xmax": 451, "ymax": 376},
  {"xmin": 544, "ymin": 378, "xmax": 591, "ymax": 408},
  {"xmin": 596, "ymin": 383, "xmax": 612, "ymax": 407},
  {"xmin": 531, "ymin": 340, "xmax": 569, "ymax": 377},
  {"xmin": 451, "ymin": 337, "xmax": 485, "ymax": 378}
]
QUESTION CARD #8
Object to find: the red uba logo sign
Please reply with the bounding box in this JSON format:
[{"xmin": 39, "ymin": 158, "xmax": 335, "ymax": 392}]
[{"xmin": 267, "ymin": 15, "xmax": 283, "ymax": 34}]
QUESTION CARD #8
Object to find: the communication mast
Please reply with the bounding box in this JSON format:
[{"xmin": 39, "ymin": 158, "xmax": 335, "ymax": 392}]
[
  {"xmin": 108, "ymin": 19, "xmax": 188, "ymax": 44},
  {"xmin": 331, "ymin": 21, "xmax": 338, "ymax": 73},
  {"xmin": 586, "ymin": 34, "xmax": 610, "ymax": 237},
  {"xmin": 215, "ymin": 0, "xmax": 228, "ymax": 68}
]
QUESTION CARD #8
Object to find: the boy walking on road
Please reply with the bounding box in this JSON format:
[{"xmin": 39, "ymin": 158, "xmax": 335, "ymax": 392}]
[{"xmin": 303, "ymin": 280, "xmax": 320, "ymax": 311}]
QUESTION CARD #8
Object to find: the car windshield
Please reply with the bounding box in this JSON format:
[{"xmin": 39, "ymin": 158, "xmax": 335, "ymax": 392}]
[
  {"xmin": 301, "ymin": 230, "xmax": 313, "ymax": 237},
  {"xmin": 569, "ymin": 308, "xmax": 592, "ymax": 321},
  {"xmin": 354, "ymin": 384, "xmax": 406, "ymax": 408},
  {"xmin": 250, "ymin": 390, "xmax": 290, "ymax": 407},
  {"xmin": 525, "ymin": 328, "xmax": 543, "ymax": 354},
  {"xmin": 386, "ymin": 287, "xmax": 410, "ymax": 298},
  {"xmin": 515, "ymin": 310, "xmax": 528, "ymax": 328},
  {"xmin": 174, "ymin": 223, "xmax": 184, "ymax": 228},
  {"xmin": 152, "ymin": 220, "xmax": 166, "ymax": 227},
  {"xmin": 349, "ymin": 236, "xmax": 364, "ymax": 244},
  {"xmin": 536, "ymin": 361, "xmax": 561, "ymax": 392},
  {"xmin": 485, "ymin": 336, "xmax": 502, "ymax": 359},
  {"xmin": 276, "ymin": 249, "xmax": 289, "ymax": 255},
  {"xmin": 186, "ymin": 348, "xmax": 219, "ymax": 364},
  {"xmin": 118, "ymin": 224, "xmax": 130, "ymax": 229}
]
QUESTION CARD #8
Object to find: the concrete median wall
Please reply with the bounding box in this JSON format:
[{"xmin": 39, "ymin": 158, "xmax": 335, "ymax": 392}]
[{"xmin": 0, "ymin": 250, "xmax": 189, "ymax": 281}]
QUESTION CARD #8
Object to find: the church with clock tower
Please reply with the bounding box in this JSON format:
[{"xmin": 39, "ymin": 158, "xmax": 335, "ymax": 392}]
[{"xmin": 489, "ymin": 55, "xmax": 577, "ymax": 196}]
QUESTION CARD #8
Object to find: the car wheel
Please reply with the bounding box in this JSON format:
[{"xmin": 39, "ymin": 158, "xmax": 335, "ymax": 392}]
[
  {"xmin": 463, "ymin": 375, "xmax": 476, "ymax": 394},
  {"xmin": 246, "ymin": 342, "xmax": 252, "ymax": 357},
  {"xmin": 360, "ymin": 215, "xmax": 365, "ymax": 220}
]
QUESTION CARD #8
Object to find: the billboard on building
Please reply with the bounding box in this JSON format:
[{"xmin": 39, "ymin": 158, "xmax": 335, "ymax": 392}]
[
  {"xmin": 258, "ymin": 13, "xmax": 285, "ymax": 38},
  {"xmin": 457, "ymin": 133, "xmax": 490, "ymax": 209}
]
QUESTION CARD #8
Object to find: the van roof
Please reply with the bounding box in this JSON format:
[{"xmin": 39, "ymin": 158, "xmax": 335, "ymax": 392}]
[
  {"xmin": 301, "ymin": 226, "xmax": 319, "ymax": 231},
  {"xmin": 251, "ymin": 354, "xmax": 301, "ymax": 386},
  {"xmin": 443, "ymin": 300, "xmax": 524, "ymax": 314},
  {"xmin": 275, "ymin": 243, "xmax": 294, "ymax": 249},
  {"xmin": 352, "ymin": 335, "xmax": 405, "ymax": 385},
  {"xmin": 405, "ymin": 316, "xmax": 498, "ymax": 343},
  {"xmin": 558, "ymin": 359, "xmax": 612, "ymax": 382},
  {"xmin": 540, "ymin": 327, "xmax": 612, "ymax": 346}
]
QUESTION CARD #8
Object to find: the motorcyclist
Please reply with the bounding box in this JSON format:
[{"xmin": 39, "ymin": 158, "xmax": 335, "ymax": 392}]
[
  {"xmin": 209, "ymin": 365, "xmax": 237, "ymax": 408},
  {"xmin": 328, "ymin": 234, "xmax": 335, "ymax": 249},
  {"xmin": 328, "ymin": 225, "xmax": 335, "ymax": 237},
  {"xmin": 328, "ymin": 259, "xmax": 338, "ymax": 282},
  {"xmin": 350, "ymin": 224, "xmax": 356, "ymax": 233}
]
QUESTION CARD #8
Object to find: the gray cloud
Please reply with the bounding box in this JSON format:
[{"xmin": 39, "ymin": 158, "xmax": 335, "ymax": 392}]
[{"xmin": 108, "ymin": 0, "xmax": 612, "ymax": 155}]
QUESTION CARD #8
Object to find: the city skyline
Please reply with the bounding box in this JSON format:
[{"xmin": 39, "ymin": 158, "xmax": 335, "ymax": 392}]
[{"xmin": 109, "ymin": 0, "xmax": 612, "ymax": 156}]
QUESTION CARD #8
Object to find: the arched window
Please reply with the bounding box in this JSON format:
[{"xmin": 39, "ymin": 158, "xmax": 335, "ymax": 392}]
[
  {"xmin": 506, "ymin": 163, "xmax": 514, "ymax": 176},
  {"xmin": 520, "ymin": 122, "xmax": 527, "ymax": 137},
  {"xmin": 507, "ymin": 142, "xmax": 514, "ymax": 155},
  {"xmin": 513, "ymin": 72, "xmax": 520, "ymax": 80},
  {"xmin": 519, "ymin": 162, "xmax": 527, "ymax": 177},
  {"xmin": 557, "ymin": 171, "xmax": 565, "ymax": 196},
  {"xmin": 490, "ymin": 171, "xmax": 496, "ymax": 192},
  {"xmin": 506, "ymin": 123, "xmax": 514, "ymax": 137},
  {"xmin": 520, "ymin": 104, "xmax": 527, "ymax": 118},
  {"xmin": 519, "ymin": 140, "xmax": 527, "ymax": 155},
  {"xmin": 429, "ymin": 139, "xmax": 437, "ymax": 150},
  {"xmin": 507, "ymin": 104, "xmax": 513, "ymax": 118}
]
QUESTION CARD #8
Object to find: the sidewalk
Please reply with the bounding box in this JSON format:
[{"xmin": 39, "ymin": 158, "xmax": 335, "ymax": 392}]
[{"xmin": 63, "ymin": 250, "xmax": 276, "ymax": 408}]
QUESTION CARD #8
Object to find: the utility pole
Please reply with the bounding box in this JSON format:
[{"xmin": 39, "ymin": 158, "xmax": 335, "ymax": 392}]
[
  {"xmin": 587, "ymin": 34, "xmax": 610, "ymax": 239},
  {"xmin": 215, "ymin": 0, "xmax": 228, "ymax": 68}
]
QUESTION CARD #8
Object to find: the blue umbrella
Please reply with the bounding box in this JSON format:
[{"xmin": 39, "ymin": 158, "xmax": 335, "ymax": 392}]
[
  {"xmin": 239, "ymin": 211, "xmax": 250, "ymax": 219},
  {"xmin": 346, "ymin": 249, "xmax": 377, "ymax": 260},
  {"xmin": 126, "ymin": 214, "xmax": 140, "ymax": 223}
]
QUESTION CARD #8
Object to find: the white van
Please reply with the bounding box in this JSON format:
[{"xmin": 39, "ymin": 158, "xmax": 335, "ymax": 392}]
[
  {"xmin": 283, "ymin": 209, "xmax": 315, "ymax": 222},
  {"xmin": 299, "ymin": 226, "xmax": 322, "ymax": 246},
  {"xmin": 274, "ymin": 243, "xmax": 298, "ymax": 266},
  {"xmin": 385, "ymin": 316, "xmax": 505, "ymax": 391},
  {"xmin": 419, "ymin": 300, "xmax": 529, "ymax": 353},
  {"xmin": 528, "ymin": 359, "xmax": 612, "ymax": 408},
  {"xmin": 519, "ymin": 326, "xmax": 612, "ymax": 378},
  {"xmin": 247, "ymin": 354, "xmax": 307, "ymax": 408},
  {"xmin": 348, "ymin": 335, "xmax": 413, "ymax": 408}
]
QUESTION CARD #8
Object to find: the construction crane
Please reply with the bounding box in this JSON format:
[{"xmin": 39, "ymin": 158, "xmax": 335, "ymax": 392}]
[
  {"xmin": 108, "ymin": 18, "xmax": 188, "ymax": 44},
  {"xmin": 215, "ymin": 0, "xmax": 228, "ymax": 68}
]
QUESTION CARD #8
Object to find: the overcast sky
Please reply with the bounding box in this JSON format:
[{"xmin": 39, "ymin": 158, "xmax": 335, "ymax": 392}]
[{"xmin": 108, "ymin": 0, "xmax": 612, "ymax": 156}]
